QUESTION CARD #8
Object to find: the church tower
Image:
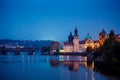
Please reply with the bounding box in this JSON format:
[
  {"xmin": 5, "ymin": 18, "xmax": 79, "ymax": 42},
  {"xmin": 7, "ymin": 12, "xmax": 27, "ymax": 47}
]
[
  {"xmin": 99, "ymin": 29, "xmax": 107, "ymax": 46},
  {"xmin": 73, "ymin": 27, "xmax": 79, "ymax": 52},
  {"xmin": 68, "ymin": 32, "xmax": 73, "ymax": 42}
]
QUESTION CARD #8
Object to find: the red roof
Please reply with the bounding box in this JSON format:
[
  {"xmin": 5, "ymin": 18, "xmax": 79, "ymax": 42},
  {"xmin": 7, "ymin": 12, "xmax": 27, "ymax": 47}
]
[
  {"xmin": 115, "ymin": 34, "xmax": 120, "ymax": 41},
  {"xmin": 116, "ymin": 37, "xmax": 120, "ymax": 41},
  {"xmin": 50, "ymin": 41, "xmax": 60, "ymax": 49},
  {"xmin": 64, "ymin": 42, "xmax": 73, "ymax": 46},
  {"xmin": 94, "ymin": 40, "xmax": 99, "ymax": 43},
  {"xmin": 79, "ymin": 40, "xmax": 85, "ymax": 44}
]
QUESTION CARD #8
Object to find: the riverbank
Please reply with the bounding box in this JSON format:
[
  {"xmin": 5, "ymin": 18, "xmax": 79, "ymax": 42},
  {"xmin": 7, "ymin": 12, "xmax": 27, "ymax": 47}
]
[{"xmin": 50, "ymin": 52, "xmax": 87, "ymax": 56}]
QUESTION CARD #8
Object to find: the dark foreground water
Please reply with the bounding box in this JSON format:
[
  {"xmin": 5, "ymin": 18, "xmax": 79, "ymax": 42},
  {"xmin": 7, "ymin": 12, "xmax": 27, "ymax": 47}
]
[{"xmin": 0, "ymin": 52, "xmax": 120, "ymax": 80}]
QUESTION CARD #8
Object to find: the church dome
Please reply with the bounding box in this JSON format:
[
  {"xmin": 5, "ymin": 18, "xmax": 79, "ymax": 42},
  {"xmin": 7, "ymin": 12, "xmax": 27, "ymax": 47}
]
[{"xmin": 84, "ymin": 33, "xmax": 92, "ymax": 40}]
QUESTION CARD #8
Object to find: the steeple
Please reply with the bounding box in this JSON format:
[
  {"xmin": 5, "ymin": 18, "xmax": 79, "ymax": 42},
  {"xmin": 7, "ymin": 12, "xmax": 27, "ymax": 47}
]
[
  {"xmin": 73, "ymin": 26, "xmax": 79, "ymax": 52},
  {"xmin": 70, "ymin": 32, "xmax": 72, "ymax": 36},
  {"xmin": 99, "ymin": 29, "xmax": 107, "ymax": 46},
  {"xmin": 68, "ymin": 32, "xmax": 73, "ymax": 42},
  {"xmin": 74, "ymin": 26, "xmax": 78, "ymax": 36},
  {"xmin": 99, "ymin": 29, "xmax": 106, "ymax": 36}
]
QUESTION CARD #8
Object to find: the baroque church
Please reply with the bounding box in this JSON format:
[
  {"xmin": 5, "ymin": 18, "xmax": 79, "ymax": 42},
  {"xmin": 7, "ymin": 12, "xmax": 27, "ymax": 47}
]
[{"xmin": 59, "ymin": 27, "xmax": 107, "ymax": 53}]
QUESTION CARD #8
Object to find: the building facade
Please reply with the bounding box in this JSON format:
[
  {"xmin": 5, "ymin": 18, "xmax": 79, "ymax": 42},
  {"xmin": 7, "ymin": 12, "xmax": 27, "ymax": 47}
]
[
  {"xmin": 50, "ymin": 41, "xmax": 60, "ymax": 53},
  {"xmin": 99, "ymin": 29, "xmax": 107, "ymax": 46},
  {"xmin": 58, "ymin": 27, "xmax": 102, "ymax": 53},
  {"xmin": 50, "ymin": 27, "xmax": 108, "ymax": 53}
]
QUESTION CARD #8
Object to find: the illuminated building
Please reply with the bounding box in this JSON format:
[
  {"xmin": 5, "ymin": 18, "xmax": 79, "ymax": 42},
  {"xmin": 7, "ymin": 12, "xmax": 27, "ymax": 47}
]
[
  {"xmin": 50, "ymin": 28, "xmax": 111, "ymax": 53},
  {"xmin": 99, "ymin": 29, "xmax": 107, "ymax": 46},
  {"xmin": 73, "ymin": 27, "xmax": 80, "ymax": 52},
  {"xmin": 116, "ymin": 34, "xmax": 120, "ymax": 42},
  {"xmin": 64, "ymin": 27, "xmax": 80, "ymax": 52},
  {"xmin": 64, "ymin": 42, "xmax": 73, "ymax": 52},
  {"xmin": 50, "ymin": 41, "xmax": 60, "ymax": 53},
  {"xmin": 59, "ymin": 42, "xmax": 65, "ymax": 53},
  {"xmin": 62, "ymin": 27, "xmax": 100, "ymax": 53},
  {"xmin": 79, "ymin": 33, "xmax": 100, "ymax": 52}
]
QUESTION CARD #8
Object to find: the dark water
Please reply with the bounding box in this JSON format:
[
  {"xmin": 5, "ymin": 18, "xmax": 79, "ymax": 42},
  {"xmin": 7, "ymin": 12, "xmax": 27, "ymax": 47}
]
[{"xmin": 0, "ymin": 52, "xmax": 120, "ymax": 80}]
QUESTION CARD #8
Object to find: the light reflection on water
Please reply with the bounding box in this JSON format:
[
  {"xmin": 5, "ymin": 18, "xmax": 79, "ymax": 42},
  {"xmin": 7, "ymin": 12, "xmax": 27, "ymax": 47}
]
[{"xmin": 0, "ymin": 52, "xmax": 119, "ymax": 80}]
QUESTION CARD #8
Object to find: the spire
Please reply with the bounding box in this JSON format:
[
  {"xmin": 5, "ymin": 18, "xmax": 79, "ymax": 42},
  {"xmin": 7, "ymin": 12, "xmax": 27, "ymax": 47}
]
[
  {"xmin": 74, "ymin": 26, "xmax": 78, "ymax": 36},
  {"xmin": 99, "ymin": 29, "xmax": 106, "ymax": 36},
  {"xmin": 87, "ymin": 33, "xmax": 89, "ymax": 35},
  {"xmin": 102, "ymin": 29, "xmax": 106, "ymax": 34},
  {"xmin": 70, "ymin": 32, "xmax": 72, "ymax": 36},
  {"xmin": 68, "ymin": 32, "xmax": 73, "ymax": 42}
]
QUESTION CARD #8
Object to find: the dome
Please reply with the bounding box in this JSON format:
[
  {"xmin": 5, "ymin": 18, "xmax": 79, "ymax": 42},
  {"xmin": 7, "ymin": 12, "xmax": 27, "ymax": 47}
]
[{"xmin": 84, "ymin": 33, "xmax": 92, "ymax": 40}]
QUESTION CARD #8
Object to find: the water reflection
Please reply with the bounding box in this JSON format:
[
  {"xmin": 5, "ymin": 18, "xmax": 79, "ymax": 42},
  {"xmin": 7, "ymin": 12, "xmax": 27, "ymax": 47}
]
[
  {"xmin": 51, "ymin": 55, "xmax": 87, "ymax": 62},
  {"xmin": 50, "ymin": 56, "xmax": 95, "ymax": 80},
  {"xmin": 50, "ymin": 59, "xmax": 94, "ymax": 72},
  {"xmin": 0, "ymin": 53, "xmax": 120, "ymax": 80}
]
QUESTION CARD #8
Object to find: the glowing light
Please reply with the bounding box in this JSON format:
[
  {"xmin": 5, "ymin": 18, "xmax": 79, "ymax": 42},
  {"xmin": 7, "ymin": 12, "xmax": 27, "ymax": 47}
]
[{"xmin": 59, "ymin": 50, "xmax": 65, "ymax": 53}]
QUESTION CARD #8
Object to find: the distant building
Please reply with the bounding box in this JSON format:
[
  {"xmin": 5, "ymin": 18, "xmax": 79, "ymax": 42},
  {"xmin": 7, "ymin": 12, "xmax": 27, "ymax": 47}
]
[
  {"xmin": 64, "ymin": 27, "xmax": 80, "ymax": 52},
  {"xmin": 64, "ymin": 42, "xmax": 73, "ymax": 52},
  {"xmin": 116, "ymin": 34, "xmax": 120, "ymax": 41},
  {"xmin": 50, "ymin": 27, "xmax": 120, "ymax": 53},
  {"xmin": 68, "ymin": 32, "xmax": 73, "ymax": 42},
  {"xmin": 79, "ymin": 33, "xmax": 100, "ymax": 52},
  {"xmin": 50, "ymin": 41, "xmax": 60, "ymax": 53},
  {"xmin": 62, "ymin": 28, "xmax": 100, "ymax": 53},
  {"xmin": 99, "ymin": 29, "xmax": 107, "ymax": 46},
  {"xmin": 59, "ymin": 42, "xmax": 65, "ymax": 53}
]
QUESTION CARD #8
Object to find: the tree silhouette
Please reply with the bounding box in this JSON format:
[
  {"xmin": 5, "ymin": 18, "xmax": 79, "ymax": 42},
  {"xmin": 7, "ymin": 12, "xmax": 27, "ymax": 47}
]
[{"xmin": 93, "ymin": 30, "xmax": 120, "ymax": 62}]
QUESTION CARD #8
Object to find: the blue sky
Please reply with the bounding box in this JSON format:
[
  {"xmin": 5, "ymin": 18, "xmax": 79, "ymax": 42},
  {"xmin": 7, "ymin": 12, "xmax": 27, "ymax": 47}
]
[{"xmin": 0, "ymin": 0, "xmax": 120, "ymax": 41}]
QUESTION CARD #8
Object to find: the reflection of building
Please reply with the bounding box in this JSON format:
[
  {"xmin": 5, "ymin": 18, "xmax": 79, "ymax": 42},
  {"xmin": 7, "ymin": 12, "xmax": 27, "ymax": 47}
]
[
  {"xmin": 49, "ymin": 56, "xmax": 94, "ymax": 72},
  {"xmin": 64, "ymin": 61, "xmax": 94, "ymax": 71}
]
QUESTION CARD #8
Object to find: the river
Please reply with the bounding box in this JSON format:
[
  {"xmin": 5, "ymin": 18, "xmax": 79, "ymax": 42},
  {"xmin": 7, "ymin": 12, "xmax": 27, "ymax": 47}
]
[{"xmin": 0, "ymin": 52, "xmax": 120, "ymax": 80}]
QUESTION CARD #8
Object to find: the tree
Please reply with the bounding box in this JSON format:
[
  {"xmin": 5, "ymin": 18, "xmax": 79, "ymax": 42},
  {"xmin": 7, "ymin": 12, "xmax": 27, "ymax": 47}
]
[
  {"xmin": 42, "ymin": 46, "xmax": 50, "ymax": 53},
  {"xmin": 109, "ymin": 30, "xmax": 115, "ymax": 41},
  {"xmin": 93, "ymin": 30, "xmax": 120, "ymax": 62},
  {"xmin": 102, "ymin": 30, "xmax": 114, "ymax": 59},
  {"xmin": 103, "ymin": 30, "xmax": 120, "ymax": 61}
]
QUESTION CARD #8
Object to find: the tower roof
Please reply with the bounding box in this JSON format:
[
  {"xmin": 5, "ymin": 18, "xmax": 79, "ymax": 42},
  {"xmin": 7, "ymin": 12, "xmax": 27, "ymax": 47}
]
[
  {"xmin": 68, "ymin": 32, "xmax": 73, "ymax": 42},
  {"xmin": 74, "ymin": 26, "xmax": 78, "ymax": 36},
  {"xmin": 99, "ymin": 29, "xmax": 106, "ymax": 36},
  {"xmin": 69, "ymin": 32, "xmax": 72, "ymax": 37}
]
